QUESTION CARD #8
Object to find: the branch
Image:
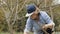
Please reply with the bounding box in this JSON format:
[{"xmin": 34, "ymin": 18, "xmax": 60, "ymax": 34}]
[
  {"xmin": 41, "ymin": 4, "xmax": 60, "ymax": 9},
  {"xmin": 17, "ymin": 16, "xmax": 26, "ymax": 20},
  {"xmin": 17, "ymin": 0, "xmax": 28, "ymax": 13},
  {"xmin": 12, "ymin": 0, "xmax": 18, "ymax": 25},
  {"xmin": 1, "ymin": 5, "xmax": 8, "ymax": 19}
]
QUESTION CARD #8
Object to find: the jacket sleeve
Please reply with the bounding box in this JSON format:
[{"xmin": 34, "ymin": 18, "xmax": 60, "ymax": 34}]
[
  {"xmin": 41, "ymin": 11, "xmax": 54, "ymax": 24},
  {"xmin": 41, "ymin": 11, "xmax": 55, "ymax": 30},
  {"xmin": 24, "ymin": 18, "xmax": 33, "ymax": 32}
]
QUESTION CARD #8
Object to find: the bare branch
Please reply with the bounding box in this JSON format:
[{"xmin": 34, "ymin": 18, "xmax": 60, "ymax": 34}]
[
  {"xmin": 1, "ymin": 0, "xmax": 13, "ymax": 12},
  {"xmin": 12, "ymin": 0, "xmax": 18, "ymax": 25},
  {"xmin": 17, "ymin": 16, "xmax": 26, "ymax": 20},
  {"xmin": 40, "ymin": 4, "xmax": 60, "ymax": 9},
  {"xmin": 17, "ymin": 0, "xmax": 28, "ymax": 13}
]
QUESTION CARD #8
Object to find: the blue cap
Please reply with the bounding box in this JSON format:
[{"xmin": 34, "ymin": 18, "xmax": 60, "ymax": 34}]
[
  {"xmin": 27, "ymin": 4, "xmax": 36, "ymax": 14},
  {"xmin": 25, "ymin": 4, "xmax": 36, "ymax": 17}
]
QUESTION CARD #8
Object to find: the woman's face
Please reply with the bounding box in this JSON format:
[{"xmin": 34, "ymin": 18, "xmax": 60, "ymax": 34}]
[
  {"xmin": 31, "ymin": 13, "xmax": 38, "ymax": 20},
  {"xmin": 30, "ymin": 9, "xmax": 39, "ymax": 20}
]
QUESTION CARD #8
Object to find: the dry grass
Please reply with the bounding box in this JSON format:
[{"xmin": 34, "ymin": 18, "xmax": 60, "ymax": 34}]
[{"xmin": 0, "ymin": 32, "xmax": 60, "ymax": 34}]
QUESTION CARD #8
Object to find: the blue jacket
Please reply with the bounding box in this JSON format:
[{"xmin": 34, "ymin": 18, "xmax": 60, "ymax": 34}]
[{"xmin": 24, "ymin": 11, "xmax": 54, "ymax": 34}]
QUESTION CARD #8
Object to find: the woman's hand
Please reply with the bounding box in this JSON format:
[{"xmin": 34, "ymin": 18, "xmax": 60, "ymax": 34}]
[
  {"xmin": 42, "ymin": 23, "xmax": 54, "ymax": 30},
  {"xmin": 42, "ymin": 24, "xmax": 48, "ymax": 30}
]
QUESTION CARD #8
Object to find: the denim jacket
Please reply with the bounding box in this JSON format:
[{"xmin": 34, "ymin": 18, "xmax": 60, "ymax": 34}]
[{"xmin": 24, "ymin": 11, "xmax": 54, "ymax": 34}]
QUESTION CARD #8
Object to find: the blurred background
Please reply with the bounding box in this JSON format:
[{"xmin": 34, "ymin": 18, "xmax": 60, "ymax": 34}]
[{"xmin": 0, "ymin": 0, "xmax": 60, "ymax": 34}]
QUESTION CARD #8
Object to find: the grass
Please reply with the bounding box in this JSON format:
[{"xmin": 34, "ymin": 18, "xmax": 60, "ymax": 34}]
[
  {"xmin": 55, "ymin": 32, "xmax": 60, "ymax": 34},
  {"xmin": 0, "ymin": 32, "xmax": 60, "ymax": 34},
  {"xmin": 0, "ymin": 32, "xmax": 21, "ymax": 34}
]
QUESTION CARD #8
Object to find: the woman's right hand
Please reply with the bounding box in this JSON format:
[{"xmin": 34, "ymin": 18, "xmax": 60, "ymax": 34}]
[{"xmin": 24, "ymin": 32, "xmax": 29, "ymax": 34}]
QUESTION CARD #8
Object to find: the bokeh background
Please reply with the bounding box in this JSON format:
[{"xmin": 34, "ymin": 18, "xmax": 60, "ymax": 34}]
[{"xmin": 0, "ymin": 0, "xmax": 60, "ymax": 34}]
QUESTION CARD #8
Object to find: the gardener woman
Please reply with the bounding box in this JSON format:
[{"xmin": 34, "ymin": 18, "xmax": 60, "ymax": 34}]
[{"xmin": 24, "ymin": 4, "xmax": 55, "ymax": 34}]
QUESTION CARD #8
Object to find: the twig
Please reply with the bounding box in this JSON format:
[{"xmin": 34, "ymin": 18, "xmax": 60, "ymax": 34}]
[{"xmin": 17, "ymin": 0, "xmax": 27, "ymax": 13}]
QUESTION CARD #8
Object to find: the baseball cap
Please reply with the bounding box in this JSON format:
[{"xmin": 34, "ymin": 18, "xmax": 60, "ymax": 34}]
[{"xmin": 25, "ymin": 4, "xmax": 36, "ymax": 17}]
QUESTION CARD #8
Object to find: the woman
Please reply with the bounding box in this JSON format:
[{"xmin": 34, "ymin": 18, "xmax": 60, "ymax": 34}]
[{"xmin": 24, "ymin": 4, "xmax": 55, "ymax": 34}]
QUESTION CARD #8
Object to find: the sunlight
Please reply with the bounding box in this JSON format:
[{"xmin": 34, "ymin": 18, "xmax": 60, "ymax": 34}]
[{"xmin": 53, "ymin": 0, "xmax": 60, "ymax": 5}]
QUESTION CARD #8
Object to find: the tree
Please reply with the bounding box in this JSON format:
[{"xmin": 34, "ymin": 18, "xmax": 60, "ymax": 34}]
[
  {"xmin": 0, "ymin": 0, "xmax": 60, "ymax": 33},
  {"xmin": 0, "ymin": 0, "xmax": 27, "ymax": 34}
]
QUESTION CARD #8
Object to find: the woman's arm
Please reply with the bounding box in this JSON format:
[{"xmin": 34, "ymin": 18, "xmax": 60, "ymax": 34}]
[{"xmin": 24, "ymin": 18, "xmax": 33, "ymax": 34}]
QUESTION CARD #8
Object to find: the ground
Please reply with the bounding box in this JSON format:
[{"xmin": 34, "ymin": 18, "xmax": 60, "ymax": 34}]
[{"xmin": 0, "ymin": 32, "xmax": 60, "ymax": 34}]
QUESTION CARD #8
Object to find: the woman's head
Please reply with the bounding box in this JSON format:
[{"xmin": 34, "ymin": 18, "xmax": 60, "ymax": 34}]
[
  {"xmin": 30, "ymin": 8, "xmax": 40, "ymax": 20},
  {"xmin": 25, "ymin": 4, "xmax": 40, "ymax": 20}
]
